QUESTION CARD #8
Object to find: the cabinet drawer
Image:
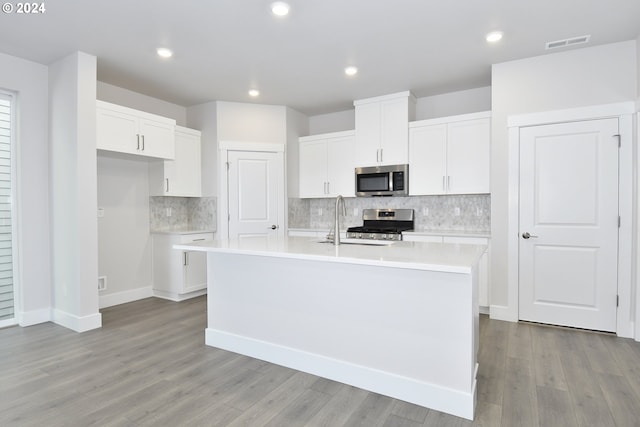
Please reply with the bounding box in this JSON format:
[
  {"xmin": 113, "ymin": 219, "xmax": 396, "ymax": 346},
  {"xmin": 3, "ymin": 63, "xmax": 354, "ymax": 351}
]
[{"xmin": 179, "ymin": 233, "xmax": 214, "ymax": 244}]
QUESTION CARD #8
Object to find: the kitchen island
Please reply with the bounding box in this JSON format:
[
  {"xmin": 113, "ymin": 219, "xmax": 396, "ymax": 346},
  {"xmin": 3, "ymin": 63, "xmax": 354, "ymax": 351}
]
[{"xmin": 175, "ymin": 236, "xmax": 485, "ymax": 420}]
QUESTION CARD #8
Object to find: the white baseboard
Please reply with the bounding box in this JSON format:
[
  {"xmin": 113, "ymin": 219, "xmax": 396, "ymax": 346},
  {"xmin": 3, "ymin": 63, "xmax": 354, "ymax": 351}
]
[
  {"xmin": 153, "ymin": 288, "xmax": 206, "ymax": 302},
  {"xmin": 206, "ymin": 328, "xmax": 476, "ymax": 420},
  {"xmin": 99, "ymin": 286, "xmax": 153, "ymax": 308},
  {"xmin": 489, "ymin": 304, "xmax": 518, "ymax": 322},
  {"xmin": 17, "ymin": 308, "xmax": 52, "ymax": 326},
  {"xmin": 53, "ymin": 309, "xmax": 102, "ymax": 332}
]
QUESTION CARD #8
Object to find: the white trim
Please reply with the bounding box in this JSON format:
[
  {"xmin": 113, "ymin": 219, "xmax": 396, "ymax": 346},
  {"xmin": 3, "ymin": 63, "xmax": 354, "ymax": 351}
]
[
  {"xmin": 299, "ymin": 130, "xmax": 355, "ymax": 142},
  {"xmin": 508, "ymin": 102, "xmax": 635, "ymax": 128},
  {"xmin": 52, "ymin": 309, "xmax": 102, "ymax": 333},
  {"xmin": 153, "ymin": 288, "xmax": 206, "ymax": 302},
  {"xmin": 219, "ymin": 140, "xmax": 285, "ymax": 152},
  {"xmin": 505, "ymin": 103, "xmax": 635, "ymax": 337},
  {"xmin": 16, "ymin": 307, "xmax": 51, "ymax": 326},
  {"xmin": 410, "ymin": 111, "xmax": 491, "ymax": 128},
  {"xmin": 353, "ymin": 90, "xmax": 416, "ymax": 106},
  {"xmin": 0, "ymin": 318, "xmax": 18, "ymax": 328},
  {"xmin": 99, "ymin": 286, "xmax": 154, "ymax": 309},
  {"xmin": 206, "ymin": 328, "xmax": 476, "ymax": 420}
]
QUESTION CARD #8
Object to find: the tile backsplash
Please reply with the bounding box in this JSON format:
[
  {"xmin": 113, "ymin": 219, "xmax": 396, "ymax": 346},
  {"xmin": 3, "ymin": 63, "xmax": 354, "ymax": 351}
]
[
  {"xmin": 150, "ymin": 196, "xmax": 217, "ymax": 231},
  {"xmin": 289, "ymin": 194, "xmax": 490, "ymax": 232}
]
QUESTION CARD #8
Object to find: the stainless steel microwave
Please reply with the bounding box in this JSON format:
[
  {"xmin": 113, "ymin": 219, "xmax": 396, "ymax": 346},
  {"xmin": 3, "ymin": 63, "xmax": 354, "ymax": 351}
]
[{"xmin": 355, "ymin": 164, "xmax": 409, "ymax": 197}]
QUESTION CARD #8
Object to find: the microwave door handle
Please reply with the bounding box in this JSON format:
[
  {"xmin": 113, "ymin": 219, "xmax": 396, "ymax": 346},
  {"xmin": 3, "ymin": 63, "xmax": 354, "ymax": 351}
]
[{"xmin": 389, "ymin": 172, "xmax": 393, "ymax": 192}]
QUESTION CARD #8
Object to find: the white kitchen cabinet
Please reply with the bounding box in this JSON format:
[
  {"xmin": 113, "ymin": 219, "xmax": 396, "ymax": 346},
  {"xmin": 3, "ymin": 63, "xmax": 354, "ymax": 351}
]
[
  {"xmin": 403, "ymin": 233, "xmax": 490, "ymax": 308},
  {"xmin": 152, "ymin": 232, "xmax": 214, "ymax": 301},
  {"xmin": 149, "ymin": 126, "xmax": 202, "ymax": 197},
  {"xmin": 354, "ymin": 91, "xmax": 416, "ymax": 167},
  {"xmin": 299, "ymin": 131, "xmax": 355, "ymax": 198},
  {"xmin": 409, "ymin": 112, "xmax": 490, "ymax": 195},
  {"xmin": 96, "ymin": 100, "xmax": 176, "ymax": 159}
]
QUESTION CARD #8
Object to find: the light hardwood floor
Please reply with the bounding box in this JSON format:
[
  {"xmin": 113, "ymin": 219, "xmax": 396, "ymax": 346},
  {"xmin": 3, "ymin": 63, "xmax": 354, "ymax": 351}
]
[{"xmin": 2, "ymin": 296, "xmax": 640, "ymax": 426}]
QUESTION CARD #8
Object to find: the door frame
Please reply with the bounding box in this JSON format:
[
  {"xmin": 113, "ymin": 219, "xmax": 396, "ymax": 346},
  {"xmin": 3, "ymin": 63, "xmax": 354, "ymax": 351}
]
[
  {"xmin": 218, "ymin": 141, "xmax": 287, "ymax": 239},
  {"xmin": 502, "ymin": 102, "xmax": 635, "ymax": 338}
]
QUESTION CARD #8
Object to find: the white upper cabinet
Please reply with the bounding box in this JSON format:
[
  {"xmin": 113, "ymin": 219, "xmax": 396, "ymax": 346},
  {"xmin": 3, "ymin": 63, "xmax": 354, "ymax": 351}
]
[
  {"xmin": 96, "ymin": 100, "xmax": 175, "ymax": 159},
  {"xmin": 149, "ymin": 126, "xmax": 202, "ymax": 197},
  {"xmin": 354, "ymin": 91, "xmax": 416, "ymax": 167},
  {"xmin": 299, "ymin": 130, "xmax": 355, "ymax": 198},
  {"xmin": 409, "ymin": 112, "xmax": 491, "ymax": 195}
]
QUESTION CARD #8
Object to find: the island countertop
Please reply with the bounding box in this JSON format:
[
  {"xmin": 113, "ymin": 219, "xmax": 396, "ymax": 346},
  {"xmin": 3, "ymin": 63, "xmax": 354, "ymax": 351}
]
[{"xmin": 175, "ymin": 235, "xmax": 487, "ymax": 274}]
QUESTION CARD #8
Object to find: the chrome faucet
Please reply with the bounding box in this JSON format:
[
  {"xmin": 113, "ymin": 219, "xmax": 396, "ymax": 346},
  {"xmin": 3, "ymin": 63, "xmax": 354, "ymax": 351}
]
[{"xmin": 334, "ymin": 195, "xmax": 346, "ymax": 246}]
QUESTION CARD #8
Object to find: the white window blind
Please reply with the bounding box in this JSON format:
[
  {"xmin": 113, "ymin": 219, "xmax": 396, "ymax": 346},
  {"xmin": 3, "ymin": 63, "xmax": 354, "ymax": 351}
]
[{"xmin": 0, "ymin": 93, "xmax": 14, "ymax": 323}]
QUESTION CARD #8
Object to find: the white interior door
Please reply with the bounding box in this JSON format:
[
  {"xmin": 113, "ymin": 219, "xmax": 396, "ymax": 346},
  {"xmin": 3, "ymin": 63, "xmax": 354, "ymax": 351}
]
[
  {"xmin": 227, "ymin": 150, "xmax": 284, "ymax": 239},
  {"xmin": 519, "ymin": 118, "xmax": 619, "ymax": 332}
]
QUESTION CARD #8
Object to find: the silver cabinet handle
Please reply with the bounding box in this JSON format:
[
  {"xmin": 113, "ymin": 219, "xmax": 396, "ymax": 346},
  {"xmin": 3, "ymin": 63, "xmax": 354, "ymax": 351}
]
[
  {"xmin": 522, "ymin": 232, "xmax": 539, "ymax": 239},
  {"xmin": 442, "ymin": 176, "xmax": 446, "ymax": 191},
  {"xmin": 447, "ymin": 176, "xmax": 451, "ymax": 191},
  {"xmin": 183, "ymin": 252, "xmax": 188, "ymax": 266},
  {"xmin": 141, "ymin": 134, "xmax": 145, "ymax": 151},
  {"xmin": 136, "ymin": 134, "xmax": 140, "ymax": 150},
  {"xmin": 326, "ymin": 181, "xmax": 330, "ymax": 194},
  {"xmin": 166, "ymin": 178, "xmax": 169, "ymax": 193}
]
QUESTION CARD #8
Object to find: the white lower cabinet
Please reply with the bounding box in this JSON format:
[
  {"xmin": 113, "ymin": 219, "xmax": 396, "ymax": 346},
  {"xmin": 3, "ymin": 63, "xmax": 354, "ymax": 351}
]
[
  {"xmin": 152, "ymin": 232, "xmax": 214, "ymax": 301},
  {"xmin": 403, "ymin": 233, "xmax": 490, "ymax": 308}
]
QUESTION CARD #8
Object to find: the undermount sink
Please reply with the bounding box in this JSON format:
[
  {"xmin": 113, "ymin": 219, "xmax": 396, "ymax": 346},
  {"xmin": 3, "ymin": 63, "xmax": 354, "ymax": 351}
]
[{"xmin": 317, "ymin": 238, "xmax": 396, "ymax": 246}]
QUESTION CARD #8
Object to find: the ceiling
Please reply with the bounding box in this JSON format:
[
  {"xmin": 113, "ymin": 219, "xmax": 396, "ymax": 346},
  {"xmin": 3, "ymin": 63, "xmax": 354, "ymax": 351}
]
[{"xmin": 1, "ymin": 0, "xmax": 639, "ymax": 115}]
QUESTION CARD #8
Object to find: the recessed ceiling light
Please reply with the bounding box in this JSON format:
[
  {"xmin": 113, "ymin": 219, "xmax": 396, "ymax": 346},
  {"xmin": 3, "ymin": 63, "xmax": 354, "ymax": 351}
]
[
  {"xmin": 156, "ymin": 47, "xmax": 173, "ymax": 58},
  {"xmin": 248, "ymin": 89, "xmax": 260, "ymax": 97},
  {"xmin": 344, "ymin": 66, "xmax": 358, "ymax": 76},
  {"xmin": 271, "ymin": 2, "xmax": 290, "ymax": 16},
  {"xmin": 485, "ymin": 31, "xmax": 503, "ymax": 43}
]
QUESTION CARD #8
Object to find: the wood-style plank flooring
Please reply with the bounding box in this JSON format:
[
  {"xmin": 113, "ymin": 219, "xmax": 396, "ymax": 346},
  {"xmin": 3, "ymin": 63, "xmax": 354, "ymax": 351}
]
[{"xmin": 2, "ymin": 296, "xmax": 640, "ymax": 426}]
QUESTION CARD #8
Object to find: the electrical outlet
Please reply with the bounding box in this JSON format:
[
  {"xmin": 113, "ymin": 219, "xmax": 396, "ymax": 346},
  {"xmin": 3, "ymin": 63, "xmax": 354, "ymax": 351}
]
[
  {"xmin": 476, "ymin": 207, "xmax": 483, "ymax": 217},
  {"xmin": 98, "ymin": 276, "xmax": 107, "ymax": 291},
  {"xmin": 353, "ymin": 208, "xmax": 358, "ymax": 216},
  {"xmin": 422, "ymin": 207, "xmax": 429, "ymax": 216},
  {"xmin": 166, "ymin": 207, "xmax": 172, "ymax": 217},
  {"xmin": 316, "ymin": 208, "xmax": 322, "ymax": 216},
  {"xmin": 454, "ymin": 207, "xmax": 461, "ymax": 216}
]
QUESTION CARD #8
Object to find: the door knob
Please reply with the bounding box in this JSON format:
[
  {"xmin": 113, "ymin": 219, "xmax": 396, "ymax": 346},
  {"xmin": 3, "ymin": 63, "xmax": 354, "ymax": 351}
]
[
  {"xmin": 270, "ymin": 225, "xmax": 278, "ymax": 230},
  {"xmin": 522, "ymin": 232, "xmax": 538, "ymax": 239}
]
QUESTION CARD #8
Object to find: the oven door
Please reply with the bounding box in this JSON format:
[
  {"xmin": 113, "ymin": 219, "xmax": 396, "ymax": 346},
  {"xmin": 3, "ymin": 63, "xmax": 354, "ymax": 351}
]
[{"xmin": 356, "ymin": 171, "xmax": 391, "ymax": 196}]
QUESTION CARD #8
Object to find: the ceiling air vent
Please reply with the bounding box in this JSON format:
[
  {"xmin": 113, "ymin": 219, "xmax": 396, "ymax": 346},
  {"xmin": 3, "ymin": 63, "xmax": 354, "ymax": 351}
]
[{"xmin": 546, "ymin": 35, "xmax": 591, "ymax": 50}]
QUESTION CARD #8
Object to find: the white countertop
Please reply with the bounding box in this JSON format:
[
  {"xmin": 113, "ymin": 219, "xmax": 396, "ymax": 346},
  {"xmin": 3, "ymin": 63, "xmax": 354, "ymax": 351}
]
[{"xmin": 175, "ymin": 235, "xmax": 486, "ymax": 274}]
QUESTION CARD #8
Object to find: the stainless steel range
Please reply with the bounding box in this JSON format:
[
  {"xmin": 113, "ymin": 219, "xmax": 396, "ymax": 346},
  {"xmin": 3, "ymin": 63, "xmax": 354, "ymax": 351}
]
[{"xmin": 346, "ymin": 208, "xmax": 414, "ymax": 241}]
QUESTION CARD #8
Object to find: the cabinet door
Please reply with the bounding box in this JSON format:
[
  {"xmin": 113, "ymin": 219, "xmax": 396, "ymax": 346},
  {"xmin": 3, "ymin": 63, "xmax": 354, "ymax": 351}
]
[
  {"xmin": 326, "ymin": 135, "xmax": 355, "ymax": 197},
  {"xmin": 299, "ymin": 139, "xmax": 328, "ymax": 198},
  {"xmin": 96, "ymin": 107, "xmax": 138, "ymax": 155},
  {"xmin": 409, "ymin": 124, "xmax": 447, "ymax": 195},
  {"xmin": 380, "ymin": 98, "xmax": 409, "ymax": 165},
  {"xmin": 169, "ymin": 130, "xmax": 201, "ymax": 196},
  {"xmin": 446, "ymin": 118, "xmax": 490, "ymax": 194},
  {"xmin": 355, "ymin": 103, "xmax": 382, "ymax": 167},
  {"xmin": 183, "ymin": 251, "xmax": 207, "ymax": 293},
  {"xmin": 138, "ymin": 118, "xmax": 175, "ymax": 159}
]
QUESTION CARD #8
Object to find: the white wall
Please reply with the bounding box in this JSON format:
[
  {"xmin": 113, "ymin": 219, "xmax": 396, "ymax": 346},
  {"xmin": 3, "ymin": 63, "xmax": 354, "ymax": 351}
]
[
  {"xmin": 285, "ymin": 107, "xmax": 309, "ymax": 199},
  {"xmin": 97, "ymin": 81, "xmax": 187, "ymax": 126},
  {"xmin": 415, "ymin": 87, "xmax": 491, "ymax": 120},
  {"xmin": 309, "ymin": 110, "xmax": 355, "ymax": 135},
  {"xmin": 97, "ymin": 153, "xmax": 152, "ymax": 306},
  {"xmin": 0, "ymin": 52, "xmax": 51, "ymax": 326},
  {"xmin": 216, "ymin": 101, "xmax": 286, "ymax": 143},
  {"xmin": 49, "ymin": 52, "xmax": 101, "ymax": 331},
  {"xmin": 491, "ymin": 40, "xmax": 637, "ymax": 312},
  {"xmin": 187, "ymin": 101, "xmax": 218, "ymax": 197}
]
